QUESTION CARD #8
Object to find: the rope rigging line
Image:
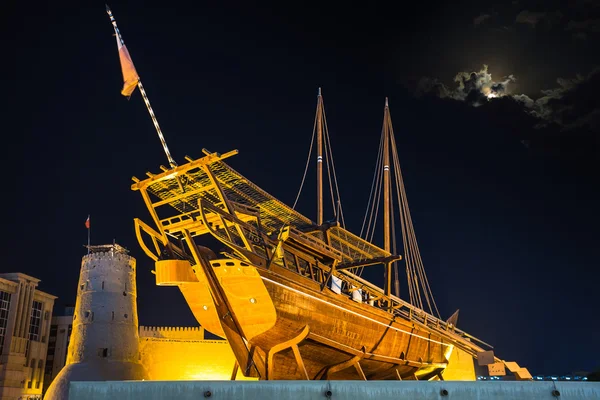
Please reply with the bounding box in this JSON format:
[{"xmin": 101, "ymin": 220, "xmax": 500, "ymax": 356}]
[
  {"xmin": 358, "ymin": 100, "xmax": 440, "ymax": 316},
  {"xmin": 292, "ymin": 90, "xmax": 350, "ymax": 263},
  {"xmin": 390, "ymin": 126, "xmax": 440, "ymax": 318},
  {"xmin": 393, "ymin": 141, "xmax": 414, "ymax": 306},
  {"xmin": 322, "ymin": 108, "xmax": 346, "ymax": 229},
  {"xmin": 357, "ymin": 126, "xmax": 385, "ymax": 275},
  {"xmin": 366, "ymin": 131, "xmax": 385, "ymax": 244},
  {"xmin": 360, "ymin": 132, "xmax": 385, "ymax": 238},
  {"xmin": 388, "ymin": 126, "xmax": 420, "ymax": 308},
  {"xmin": 292, "ymin": 107, "xmax": 318, "ymax": 210},
  {"xmin": 367, "ymin": 161, "xmax": 384, "ymax": 245},
  {"xmin": 356, "ymin": 131, "xmax": 385, "ymax": 273},
  {"xmin": 321, "ymin": 106, "xmax": 353, "ymax": 261},
  {"xmin": 390, "ymin": 175, "xmax": 401, "ymax": 297},
  {"xmin": 391, "ymin": 130, "xmax": 424, "ymax": 310},
  {"xmin": 323, "ymin": 125, "xmax": 337, "ymax": 219}
]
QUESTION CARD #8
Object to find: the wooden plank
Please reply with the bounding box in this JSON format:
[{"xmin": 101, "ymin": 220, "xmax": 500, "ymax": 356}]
[{"xmin": 131, "ymin": 149, "xmax": 239, "ymax": 191}]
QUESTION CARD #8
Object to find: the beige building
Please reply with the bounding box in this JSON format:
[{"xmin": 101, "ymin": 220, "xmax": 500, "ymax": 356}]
[
  {"xmin": 42, "ymin": 307, "xmax": 73, "ymax": 394},
  {"xmin": 0, "ymin": 273, "xmax": 56, "ymax": 400}
]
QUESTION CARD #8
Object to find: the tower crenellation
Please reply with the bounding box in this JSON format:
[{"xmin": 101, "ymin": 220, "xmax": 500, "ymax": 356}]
[{"xmin": 139, "ymin": 325, "xmax": 205, "ymax": 340}]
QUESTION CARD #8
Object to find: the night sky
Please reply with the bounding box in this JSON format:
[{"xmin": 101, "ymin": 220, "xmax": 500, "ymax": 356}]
[{"xmin": 3, "ymin": 0, "xmax": 598, "ymax": 376}]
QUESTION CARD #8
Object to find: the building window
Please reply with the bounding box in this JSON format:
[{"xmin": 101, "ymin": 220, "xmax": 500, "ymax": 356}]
[
  {"xmin": 0, "ymin": 291, "xmax": 11, "ymax": 355},
  {"xmin": 44, "ymin": 360, "xmax": 53, "ymax": 376},
  {"xmin": 47, "ymin": 341, "xmax": 56, "ymax": 357},
  {"xmin": 29, "ymin": 301, "xmax": 43, "ymax": 342},
  {"xmin": 49, "ymin": 324, "xmax": 58, "ymax": 339}
]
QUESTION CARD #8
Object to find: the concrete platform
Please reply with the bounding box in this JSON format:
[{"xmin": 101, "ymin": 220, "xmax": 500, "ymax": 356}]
[{"xmin": 69, "ymin": 380, "xmax": 600, "ymax": 399}]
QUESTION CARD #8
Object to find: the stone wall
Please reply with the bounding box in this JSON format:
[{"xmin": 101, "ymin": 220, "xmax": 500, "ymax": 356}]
[{"xmin": 138, "ymin": 328, "xmax": 254, "ymax": 381}]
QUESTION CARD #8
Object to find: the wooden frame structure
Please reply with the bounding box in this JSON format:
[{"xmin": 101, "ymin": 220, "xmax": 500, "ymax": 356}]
[{"xmin": 131, "ymin": 149, "xmax": 525, "ymax": 380}]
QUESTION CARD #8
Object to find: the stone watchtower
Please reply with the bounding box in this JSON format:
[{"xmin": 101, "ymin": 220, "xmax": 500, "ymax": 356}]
[{"xmin": 45, "ymin": 244, "xmax": 148, "ymax": 399}]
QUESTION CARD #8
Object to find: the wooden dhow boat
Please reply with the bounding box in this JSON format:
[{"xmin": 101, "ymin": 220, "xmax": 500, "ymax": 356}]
[
  {"xmin": 131, "ymin": 92, "xmax": 504, "ymax": 381},
  {"xmin": 105, "ymin": 5, "xmax": 532, "ymax": 381}
]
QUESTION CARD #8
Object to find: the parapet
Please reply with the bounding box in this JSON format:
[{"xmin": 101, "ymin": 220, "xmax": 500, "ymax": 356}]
[
  {"xmin": 85, "ymin": 243, "xmax": 129, "ymax": 254},
  {"xmin": 82, "ymin": 244, "xmax": 134, "ymax": 266},
  {"xmin": 139, "ymin": 326, "xmax": 205, "ymax": 340}
]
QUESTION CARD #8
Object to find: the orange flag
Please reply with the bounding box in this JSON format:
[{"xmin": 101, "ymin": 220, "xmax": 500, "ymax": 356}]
[
  {"xmin": 85, "ymin": 215, "xmax": 90, "ymax": 229},
  {"xmin": 115, "ymin": 36, "xmax": 139, "ymax": 97}
]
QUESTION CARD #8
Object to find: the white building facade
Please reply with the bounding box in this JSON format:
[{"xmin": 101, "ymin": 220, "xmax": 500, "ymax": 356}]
[{"xmin": 0, "ymin": 273, "xmax": 56, "ymax": 400}]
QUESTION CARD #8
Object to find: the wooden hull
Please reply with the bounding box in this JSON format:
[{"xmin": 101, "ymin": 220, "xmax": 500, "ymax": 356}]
[{"xmin": 179, "ymin": 259, "xmax": 452, "ymax": 380}]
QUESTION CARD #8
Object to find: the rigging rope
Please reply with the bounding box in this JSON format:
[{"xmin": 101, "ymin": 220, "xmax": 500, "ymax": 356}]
[
  {"xmin": 293, "ymin": 92, "xmax": 348, "ymax": 263},
  {"xmin": 323, "ymin": 123, "xmax": 337, "ymax": 220},
  {"xmin": 323, "ymin": 108, "xmax": 346, "ymax": 228},
  {"xmin": 390, "ymin": 178, "xmax": 400, "ymax": 297},
  {"xmin": 357, "ymin": 127, "xmax": 384, "ymax": 276},
  {"xmin": 292, "ymin": 108, "xmax": 318, "ymax": 210},
  {"xmin": 390, "ymin": 126, "xmax": 440, "ymax": 318},
  {"xmin": 360, "ymin": 132, "xmax": 384, "ymax": 238},
  {"xmin": 358, "ymin": 103, "xmax": 441, "ymax": 318}
]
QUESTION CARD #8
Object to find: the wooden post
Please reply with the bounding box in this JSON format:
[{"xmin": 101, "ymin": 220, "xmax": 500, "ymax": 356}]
[
  {"xmin": 385, "ymin": 261, "xmax": 392, "ymax": 298},
  {"xmin": 231, "ymin": 361, "xmax": 239, "ymax": 380}
]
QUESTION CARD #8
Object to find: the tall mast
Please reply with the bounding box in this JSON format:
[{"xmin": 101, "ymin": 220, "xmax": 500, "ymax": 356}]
[
  {"xmin": 383, "ymin": 98, "xmax": 391, "ymax": 253},
  {"xmin": 106, "ymin": 5, "xmax": 177, "ymax": 168},
  {"xmin": 316, "ymin": 87, "xmax": 324, "ymax": 225},
  {"xmin": 383, "ymin": 98, "xmax": 392, "ymax": 297}
]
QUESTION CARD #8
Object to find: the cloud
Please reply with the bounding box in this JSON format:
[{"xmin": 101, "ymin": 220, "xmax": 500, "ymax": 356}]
[
  {"xmin": 566, "ymin": 18, "xmax": 600, "ymax": 31},
  {"xmin": 515, "ymin": 68, "xmax": 600, "ymax": 130},
  {"xmin": 565, "ymin": 18, "xmax": 600, "ymax": 38},
  {"xmin": 474, "ymin": 13, "xmax": 491, "ymax": 26},
  {"xmin": 417, "ymin": 66, "xmax": 600, "ymax": 133},
  {"xmin": 516, "ymin": 10, "xmax": 563, "ymax": 27},
  {"xmin": 417, "ymin": 65, "xmax": 516, "ymax": 107}
]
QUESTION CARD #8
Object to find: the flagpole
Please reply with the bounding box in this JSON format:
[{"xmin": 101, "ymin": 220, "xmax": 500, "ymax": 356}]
[
  {"xmin": 87, "ymin": 215, "xmax": 91, "ymax": 254},
  {"xmin": 105, "ymin": 5, "xmax": 178, "ymax": 168}
]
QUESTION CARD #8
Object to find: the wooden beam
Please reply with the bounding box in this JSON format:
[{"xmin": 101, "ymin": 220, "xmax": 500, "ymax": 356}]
[
  {"xmin": 355, "ymin": 362, "xmax": 367, "ymax": 381},
  {"xmin": 183, "ymin": 229, "xmax": 261, "ymax": 379},
  {"xmin": 336, "ymin": 255, "xmax": 402, "ymax": 271},
  {"xmin": 292, "ymin": 345, "xmax": 309, "ymax": 380},
  {"xmin": 152, "ymin": 184, "xmax": 215, "ymax": 207},
  {"xmin": 321, "ymin": 348, "xmax": 366, "ymax": 379},
  {"xmin": 231, "ymin": 361, "xmax": 239, "ymax": 381},
  {"xmin": 132, "ymin": 149, "xmax": 239, "ymax": 191},
  {"xmin": 328, "ymin": 232, "xmax": 387, "ymax": 260},
  {"xmin": 265, "ymin": 325, "xmax": 310, "ymax": 380}
]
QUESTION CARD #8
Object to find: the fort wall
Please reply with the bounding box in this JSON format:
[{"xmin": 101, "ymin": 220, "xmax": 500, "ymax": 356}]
[{"xmin": 138, "ymin": 327, "xmax": 254, "ymax": 381}]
